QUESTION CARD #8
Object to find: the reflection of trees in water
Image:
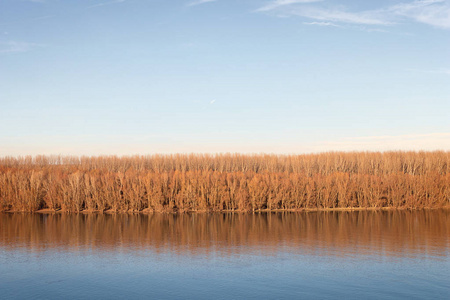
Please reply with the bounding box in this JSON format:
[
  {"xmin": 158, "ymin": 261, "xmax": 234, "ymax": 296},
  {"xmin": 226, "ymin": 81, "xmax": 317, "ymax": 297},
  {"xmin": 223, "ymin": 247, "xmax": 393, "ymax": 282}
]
[{"xmin": 1, "ymin": 210, "xmax": 448, "ymax": 257}]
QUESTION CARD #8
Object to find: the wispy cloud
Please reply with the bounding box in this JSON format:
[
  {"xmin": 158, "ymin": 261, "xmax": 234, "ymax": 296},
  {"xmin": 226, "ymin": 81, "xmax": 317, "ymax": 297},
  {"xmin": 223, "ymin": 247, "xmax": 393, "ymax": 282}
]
[
  {"xmin": 287, "ymin": 6, "xmax": 391, "ymax": 25},
  {"xmin": 256, "ymin": 0, "xmax": 450, "ymax": 29},
  {"xmin": 256, "ymin": 0, "xmax": 322, "ymax": 12},
  {"xmin": 303, "ymin": 21, "xmax": 340, "ymax": 27},
  {"xmin": 389, "ymin": 0, "xmax": 450, "ymax": 29},
  {"xmin": 87, "ymin": 0, "xmax": 127, "ymax": 9},
  {"xmin": 187, "ymin": 0, "xmax": 217, "ymax": 7},
  {"xmin": 361, "ymin": 27, "xmax": 389, "ymax": 33},
  {"xmin": 0, "ymin": 41, "xmax": 43, "ymax": 54}
]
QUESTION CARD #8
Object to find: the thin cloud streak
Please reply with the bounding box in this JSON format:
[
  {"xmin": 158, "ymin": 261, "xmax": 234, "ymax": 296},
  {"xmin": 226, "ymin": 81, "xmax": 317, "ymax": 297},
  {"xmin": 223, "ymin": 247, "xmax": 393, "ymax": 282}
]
[
  {"xmin": 303, "ymin": 21, "xmax": 340, "ymax": 27},
  {"xmin": 389, "ymin": 0, "xmax": 450, "ymax": 29},
  {"xmin": 294, "ymin": 7, "xmax": 390, "ymax": 25},
  {"xmin": 0, "ymin": 41, "xmax": 43, "ymax": 54},
  {"xmin": 187, "ymin": 0, "xmax": 217, "ymax": 7},
  {"xmin": 257, "ymin": 0, "xmax": 450, "ymax": 29},
  {"xmin": 87, "ymin": 0, "xmax": 127, "ymax": 9},
  {"xmin": 256, "ymin": 0, "xmax": 322, "ymax": 12}
]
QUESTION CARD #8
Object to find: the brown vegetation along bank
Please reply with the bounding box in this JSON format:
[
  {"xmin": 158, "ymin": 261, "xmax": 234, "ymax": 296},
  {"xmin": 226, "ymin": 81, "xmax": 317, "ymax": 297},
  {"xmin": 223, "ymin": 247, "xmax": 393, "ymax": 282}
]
[{"xmin": 0, "ymin": 152, "xmax": 449, "ymax": 212}]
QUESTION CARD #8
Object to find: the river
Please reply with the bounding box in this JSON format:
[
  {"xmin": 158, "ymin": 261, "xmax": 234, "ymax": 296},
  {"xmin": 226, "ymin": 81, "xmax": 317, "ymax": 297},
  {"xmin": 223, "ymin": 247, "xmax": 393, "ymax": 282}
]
[{"xmin": 0, "ymin": 210, "xmax": 448, "ymax": 299}]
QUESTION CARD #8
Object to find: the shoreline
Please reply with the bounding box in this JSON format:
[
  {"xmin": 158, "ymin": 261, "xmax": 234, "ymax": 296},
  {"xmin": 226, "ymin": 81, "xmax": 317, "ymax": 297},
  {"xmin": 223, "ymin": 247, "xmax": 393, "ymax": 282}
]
[{"xmin": 2, "ymin": 206, "xmax": 449, "ymax": 214}]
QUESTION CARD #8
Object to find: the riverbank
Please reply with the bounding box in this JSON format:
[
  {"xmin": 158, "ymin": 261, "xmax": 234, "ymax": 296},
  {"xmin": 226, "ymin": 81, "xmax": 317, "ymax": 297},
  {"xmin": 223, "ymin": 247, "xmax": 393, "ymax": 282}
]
[{"xmin": 2, "ymin": 206, "xmax": 449, "ymax": 214}]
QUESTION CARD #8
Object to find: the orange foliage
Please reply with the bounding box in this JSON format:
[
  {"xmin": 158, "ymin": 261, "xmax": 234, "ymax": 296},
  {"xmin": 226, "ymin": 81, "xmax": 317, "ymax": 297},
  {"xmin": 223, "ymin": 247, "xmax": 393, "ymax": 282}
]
[{"xmin": 0, "ymin": 152, "xmax": 449, "ymax": 212}]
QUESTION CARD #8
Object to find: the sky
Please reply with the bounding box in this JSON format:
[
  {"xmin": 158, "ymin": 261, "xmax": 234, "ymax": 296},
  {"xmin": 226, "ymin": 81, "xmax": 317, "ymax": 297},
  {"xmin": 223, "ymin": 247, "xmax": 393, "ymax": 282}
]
[{"xmin": 0, "ymin": 0, "xmax": 449, "ymax": 155}]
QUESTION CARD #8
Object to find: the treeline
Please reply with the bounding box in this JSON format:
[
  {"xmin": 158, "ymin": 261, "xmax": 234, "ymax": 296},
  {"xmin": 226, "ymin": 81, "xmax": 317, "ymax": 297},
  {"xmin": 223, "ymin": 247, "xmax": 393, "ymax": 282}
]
[
  {"xmin": 2, "ymin": 151, "xmax": 449, "ymax": 175},
  {"xmin": 0, "ymin": 152, "xmax": 449, "ymax": 212}
]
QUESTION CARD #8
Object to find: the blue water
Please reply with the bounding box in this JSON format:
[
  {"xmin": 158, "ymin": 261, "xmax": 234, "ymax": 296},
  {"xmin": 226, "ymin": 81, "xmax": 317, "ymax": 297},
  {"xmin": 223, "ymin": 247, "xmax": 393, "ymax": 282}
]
[{"xmin": 0, "ymin": 211, "xmax": 449, "ymax": 299}]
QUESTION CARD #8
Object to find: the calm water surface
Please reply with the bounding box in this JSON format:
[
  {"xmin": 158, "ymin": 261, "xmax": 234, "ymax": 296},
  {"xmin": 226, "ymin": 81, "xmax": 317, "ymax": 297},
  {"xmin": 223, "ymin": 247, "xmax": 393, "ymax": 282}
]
[{"xmin": 0, "ymin": 211, "xmax": 449, "ymax": 299}]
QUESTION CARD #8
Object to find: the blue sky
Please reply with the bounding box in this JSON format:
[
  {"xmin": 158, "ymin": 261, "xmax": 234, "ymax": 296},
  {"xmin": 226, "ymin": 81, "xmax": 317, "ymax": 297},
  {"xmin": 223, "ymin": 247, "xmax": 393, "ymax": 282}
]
[{"xmin": 1, "ymin": 0, "xmax": 449, "ymax": 155}]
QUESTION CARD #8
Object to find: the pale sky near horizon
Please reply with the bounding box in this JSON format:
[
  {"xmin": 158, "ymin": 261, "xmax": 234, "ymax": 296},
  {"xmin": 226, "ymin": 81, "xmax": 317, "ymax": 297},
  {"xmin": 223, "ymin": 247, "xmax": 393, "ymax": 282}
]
[{"xmin": 1, "ymin": 0, "xmax": 449, "ymax": 156}]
